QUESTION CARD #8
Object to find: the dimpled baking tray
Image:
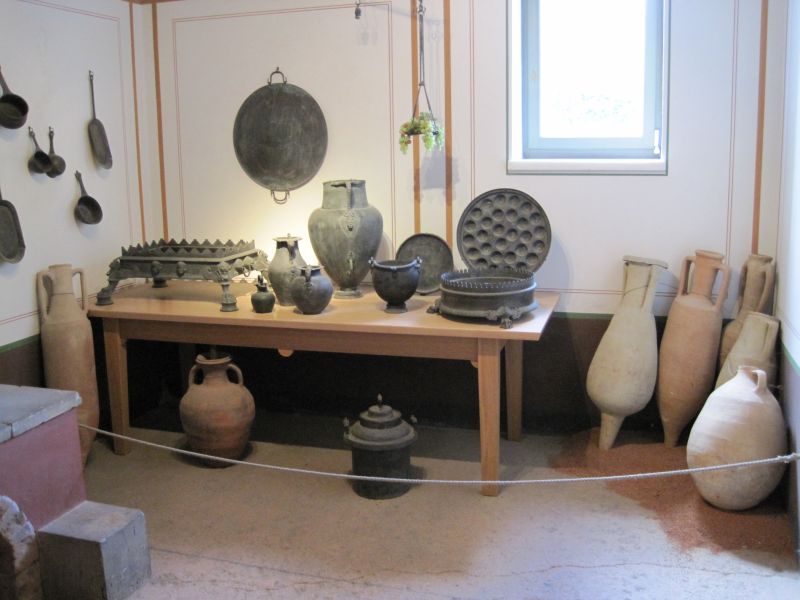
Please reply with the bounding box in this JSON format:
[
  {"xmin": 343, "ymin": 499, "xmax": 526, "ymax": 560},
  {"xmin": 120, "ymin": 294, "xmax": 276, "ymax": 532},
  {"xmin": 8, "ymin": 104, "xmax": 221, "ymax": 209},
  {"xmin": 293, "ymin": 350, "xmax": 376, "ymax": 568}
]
[{"xmin": 456, "ymin": 188, "xmax": 551, "ymax": 272}]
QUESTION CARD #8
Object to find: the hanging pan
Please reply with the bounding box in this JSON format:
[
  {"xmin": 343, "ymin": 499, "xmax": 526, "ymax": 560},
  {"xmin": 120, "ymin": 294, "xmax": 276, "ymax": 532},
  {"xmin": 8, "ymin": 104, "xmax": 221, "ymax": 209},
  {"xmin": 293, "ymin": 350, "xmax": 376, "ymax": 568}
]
[
  {"xmin": 74, "ymin": 171, "xmax": 103, "ymax": 225},
  {"xmin": 0, "ymin": 66, "xmax": 29, "ymax": 130},
  {"xmin": 88, "ymin": 70, "xmax": 112, "ymax": 169},
  {"xmin": 27, "ymin": 127, "xmax": 53, "ymax": 174},
  {"xmin": 47, "ymin": 127, "xmax": 66, "ymax": 178},
  {"xmin": 0, "ymin": 186, "xmax": 25, "ymax": 263},
  {"xmin": 233, "ymin": 67, "xmax": 327, "ymax": 204}
]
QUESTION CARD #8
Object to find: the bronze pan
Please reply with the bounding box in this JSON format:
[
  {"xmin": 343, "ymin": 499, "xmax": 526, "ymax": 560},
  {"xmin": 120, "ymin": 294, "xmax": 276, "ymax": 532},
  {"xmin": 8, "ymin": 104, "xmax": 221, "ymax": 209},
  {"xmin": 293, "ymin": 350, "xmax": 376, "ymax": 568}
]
[
  {"xmin": 233, "ymin": 68, "xmax": 327, "ymax": 204},
  {"xmin": 88, "ymin": 71, "xmax": 112, "ymax": 170},
  {"xmin": 0, "ymin": 66, "xmax": 28, "ymax": 130},
  {"xmin": 0, "ymin": 186, "xmax": 25, "ymax": 263},
  {"xmin": 74, "ymin": 171, "xmax": 103, "ymax": 225}
]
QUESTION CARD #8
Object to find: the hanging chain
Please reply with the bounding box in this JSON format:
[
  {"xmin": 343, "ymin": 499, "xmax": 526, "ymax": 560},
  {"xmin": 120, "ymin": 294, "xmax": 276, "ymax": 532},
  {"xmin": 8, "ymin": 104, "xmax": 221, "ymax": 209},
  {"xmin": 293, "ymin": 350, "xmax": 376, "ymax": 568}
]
[{"xmin": 413, "ymin": 0, "xmax": 435, "ymax": 120}]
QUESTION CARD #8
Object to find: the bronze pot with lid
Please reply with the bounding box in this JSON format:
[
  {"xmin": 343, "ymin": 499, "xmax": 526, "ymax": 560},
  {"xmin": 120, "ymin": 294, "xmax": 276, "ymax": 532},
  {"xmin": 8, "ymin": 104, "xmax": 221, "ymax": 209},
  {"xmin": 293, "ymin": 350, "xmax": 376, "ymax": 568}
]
[{"xmin": 343, "ymin": 394, "xmax": 417, "ymax": 499}]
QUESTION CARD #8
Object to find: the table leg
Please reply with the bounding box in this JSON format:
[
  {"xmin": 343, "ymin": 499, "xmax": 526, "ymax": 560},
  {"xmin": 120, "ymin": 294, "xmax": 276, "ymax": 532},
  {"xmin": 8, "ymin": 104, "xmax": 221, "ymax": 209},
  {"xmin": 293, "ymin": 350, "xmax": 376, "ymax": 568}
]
[
  {"xmin": 478, "ymin": 338, "xmax": 502, "ymax": 496},
  {"xmin": 505, "ymin": 340, "xmax": 523, "ymax": 441},
  {"xmin": 103, "ymin": 319, "xmax": 130, "ymax": 454}
]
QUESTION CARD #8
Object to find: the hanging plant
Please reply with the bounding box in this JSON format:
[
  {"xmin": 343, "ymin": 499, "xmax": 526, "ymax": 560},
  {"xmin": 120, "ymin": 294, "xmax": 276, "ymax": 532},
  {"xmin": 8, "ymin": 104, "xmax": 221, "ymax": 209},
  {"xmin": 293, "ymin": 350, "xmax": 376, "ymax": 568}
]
[
  {"xmin": 399, "ymin": 1, "xmax": 443, "ymax": 155},
  {"xmin": 399, "ymin": 112, "xmax": 443, "ymax": 154}
]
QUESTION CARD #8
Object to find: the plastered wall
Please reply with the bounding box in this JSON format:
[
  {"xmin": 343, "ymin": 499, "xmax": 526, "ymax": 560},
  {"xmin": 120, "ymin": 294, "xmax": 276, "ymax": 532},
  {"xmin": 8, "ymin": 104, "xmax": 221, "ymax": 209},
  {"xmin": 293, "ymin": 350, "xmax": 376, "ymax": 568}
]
[
  {"xmin": 147, "ymin": 0, "xmax": 764, "ymax": 319},
  {"xmin": 0, "ymin": 0, "xmax": 141, "ymax": 347}
]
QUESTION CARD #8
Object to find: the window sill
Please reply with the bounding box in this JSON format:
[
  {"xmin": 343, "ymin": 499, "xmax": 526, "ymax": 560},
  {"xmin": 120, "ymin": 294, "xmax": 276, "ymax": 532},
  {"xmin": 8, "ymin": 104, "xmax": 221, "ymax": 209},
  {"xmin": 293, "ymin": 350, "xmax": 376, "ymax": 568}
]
[{"xmin": 507, "ymin": 158, "xmax": 668, "ymax": 176}]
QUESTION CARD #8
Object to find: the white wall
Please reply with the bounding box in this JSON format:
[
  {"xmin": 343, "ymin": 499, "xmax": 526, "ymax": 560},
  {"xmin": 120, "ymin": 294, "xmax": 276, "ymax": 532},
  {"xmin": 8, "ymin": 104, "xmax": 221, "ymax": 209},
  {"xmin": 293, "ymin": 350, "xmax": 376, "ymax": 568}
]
[
  {"xmin": 149, "ymin": 0, "xmax": 764, "ymax": 317},
  {"xmin": 0, "ymin": 0, "xmax": 142, "ymax": 347},
  {"xmin": 0, "ymin": 0, "xmax": 769, "ymax": 346},
  {"xmin": 766, "ymin": 0, "xmax": 800, "ymax": 557}
]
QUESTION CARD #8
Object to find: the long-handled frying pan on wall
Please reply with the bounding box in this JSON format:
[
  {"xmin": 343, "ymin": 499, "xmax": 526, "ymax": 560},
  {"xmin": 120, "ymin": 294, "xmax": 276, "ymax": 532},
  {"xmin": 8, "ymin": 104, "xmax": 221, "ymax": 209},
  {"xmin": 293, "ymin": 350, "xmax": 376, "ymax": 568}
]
[
  {"xmin": 233, "ymin": 67, "xmax": 327, "ymax": 204},
  {"xmin": 0, "ymin": 66, "xmax": 29, "ymax": 130},
  {"xmin": 87, "ymin": 71, "xmax": 112, "ymax": 169},
  {"xmin": 0, "ymin": 186, "xmax": 25, "ymax": 263},
  {"xmin": 47, "ymin": 127, "xmax": 66, "ymax": 178},
  {"xmin": 74, "ymin": 171, "xmax": 103, "ymax": 225}
]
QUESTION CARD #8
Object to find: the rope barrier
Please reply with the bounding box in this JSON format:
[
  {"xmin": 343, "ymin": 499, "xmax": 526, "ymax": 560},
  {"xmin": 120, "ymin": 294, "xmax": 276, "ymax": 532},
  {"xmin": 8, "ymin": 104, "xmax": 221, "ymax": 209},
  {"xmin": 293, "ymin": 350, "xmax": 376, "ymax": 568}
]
[{"xmin": 81, "ymin": 424, "xmax": 800, "ymax": 487}]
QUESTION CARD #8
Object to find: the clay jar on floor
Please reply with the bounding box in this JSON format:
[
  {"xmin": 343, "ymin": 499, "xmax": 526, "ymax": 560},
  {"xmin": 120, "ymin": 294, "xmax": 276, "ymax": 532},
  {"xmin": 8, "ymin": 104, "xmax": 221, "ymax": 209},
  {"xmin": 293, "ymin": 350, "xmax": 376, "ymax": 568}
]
[
  {"xmin": 657, "ymin": 250, "xmax": 730, "ymax": 447},
  {"xmin": 179, "ymin": 353, "xmax": 255, "ymax": 466},
  {"xmin": 716, "ymin": 312, "xmax": 779, "ymax": 389},
  {"xmin": 36, "ymin": 264, "xmax": 99, "ymax": 465},
  {"xmin": 687, "ymin": 365, "xmax": 787, "ymax": 510},
  {"xmin": 586, "ymin": 256, "xmax": 666, "ymax": 450},
  {"xmin": 719, "ymin": 254, "xmax": 775, "ymax": 367}
]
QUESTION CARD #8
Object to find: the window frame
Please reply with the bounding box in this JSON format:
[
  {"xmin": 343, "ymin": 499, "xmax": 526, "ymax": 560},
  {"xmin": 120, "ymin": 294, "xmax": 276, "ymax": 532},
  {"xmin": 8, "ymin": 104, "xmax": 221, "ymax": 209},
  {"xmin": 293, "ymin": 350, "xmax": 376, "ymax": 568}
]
[{"xmin": 507, "ymin": 0, "xmax": 671, "ymax": 175}]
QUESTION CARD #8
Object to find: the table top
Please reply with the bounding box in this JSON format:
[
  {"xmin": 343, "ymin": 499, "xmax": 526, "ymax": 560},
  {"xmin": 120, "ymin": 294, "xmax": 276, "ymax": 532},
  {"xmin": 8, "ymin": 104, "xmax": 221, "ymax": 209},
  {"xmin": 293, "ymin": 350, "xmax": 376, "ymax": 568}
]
[{"xmin": 88, "ymin": 280, "xmax": 558, "ymax": 341}]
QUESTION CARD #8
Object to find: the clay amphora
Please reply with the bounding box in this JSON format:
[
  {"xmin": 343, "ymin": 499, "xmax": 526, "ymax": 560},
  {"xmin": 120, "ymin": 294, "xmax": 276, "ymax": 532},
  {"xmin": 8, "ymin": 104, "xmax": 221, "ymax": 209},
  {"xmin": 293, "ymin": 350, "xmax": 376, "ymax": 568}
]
[
  {"xmin": 586, "ymin": 256, "xmax": 667, "ymax": 450},
  {"xmin": 268, "ymin": 235, "xmax": 306, "ymax": 306},
  {"xmin": 687, "ymin": 365, "xmax": 787, "ymax": 510},
  {"xmin": 179, "ymin": 353, "xmax": 255, "ymax": 465},
  {"xmin": 719, "ymin": 254, "xmax": 775, "ymax": 367},
  {"xmin": 716, "ymin": 312, "xmax": 778, "ymax": 389},
  {"xmin": 290, "ymin": 265, "xmax": 334, "ymax": 315},
  {"xmin": 36, "ymin": 264, "xmax": 99, "ymax": 465},
  {"xmin": 657, "ymin": 250, "xmax": 730, "ymax": 447},
  {"xmin": 308, "ymin": 180, "xmax": 383, "ymax": 298}
]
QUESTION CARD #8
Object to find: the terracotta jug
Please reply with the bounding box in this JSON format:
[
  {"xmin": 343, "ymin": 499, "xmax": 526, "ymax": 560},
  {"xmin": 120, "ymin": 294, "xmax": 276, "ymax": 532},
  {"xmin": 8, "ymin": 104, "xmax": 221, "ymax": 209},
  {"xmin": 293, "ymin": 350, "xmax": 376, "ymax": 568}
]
[
  {"xmin": 657, "ymin": 250, "xmax": 730, "ymax": 447},
  {"xmin": 687, "ymin": 365, "xmax": 787, "ymax": 510},
  {"xmin": 308, "ymin": 180, "xmax": 383, "ymax": 298},
  {"xmin": 267, "ymin": 235, "xmax": 306, "ymax": 306},
  {"xmin": 716, "ymin": 312, "xmax": 778, "ymax": 389},
  {"xmin": 179, "ymin": 352, "xmax": 255, "ymax": 466},
  {"xmin": 586, "ymin": 256, "xmax": 667, "ymax": 450},
  {"xmin": 36, "ymin": 264, "xmax": 99, "ymax": 465},
  {"xmin": 719, "ymin": 254, "xmax": 775, "ymax": 367}
]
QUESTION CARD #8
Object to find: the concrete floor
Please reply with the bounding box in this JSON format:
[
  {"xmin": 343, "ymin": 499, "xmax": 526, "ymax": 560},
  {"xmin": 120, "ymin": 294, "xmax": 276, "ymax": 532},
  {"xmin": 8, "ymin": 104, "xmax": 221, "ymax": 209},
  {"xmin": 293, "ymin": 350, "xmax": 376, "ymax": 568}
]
[{"xmin": 83, "ymin": 424, "xmax": 799, "ymax": 600}]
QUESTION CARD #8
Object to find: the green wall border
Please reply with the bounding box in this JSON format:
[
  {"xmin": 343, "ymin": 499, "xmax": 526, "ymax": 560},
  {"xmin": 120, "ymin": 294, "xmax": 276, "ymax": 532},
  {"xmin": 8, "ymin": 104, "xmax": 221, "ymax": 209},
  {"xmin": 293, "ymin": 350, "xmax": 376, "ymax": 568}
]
[{"xmin": 0, "ymin": 334, "xmax": 39, "ymax": 355}]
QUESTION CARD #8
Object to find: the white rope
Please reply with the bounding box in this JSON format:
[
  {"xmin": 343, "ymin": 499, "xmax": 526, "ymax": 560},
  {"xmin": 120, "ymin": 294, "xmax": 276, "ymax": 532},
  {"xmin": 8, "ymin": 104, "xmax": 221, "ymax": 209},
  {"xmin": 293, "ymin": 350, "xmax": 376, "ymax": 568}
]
[{"xmin": 82, "ymin": 425, "xmax": 800, "ymax": 487}]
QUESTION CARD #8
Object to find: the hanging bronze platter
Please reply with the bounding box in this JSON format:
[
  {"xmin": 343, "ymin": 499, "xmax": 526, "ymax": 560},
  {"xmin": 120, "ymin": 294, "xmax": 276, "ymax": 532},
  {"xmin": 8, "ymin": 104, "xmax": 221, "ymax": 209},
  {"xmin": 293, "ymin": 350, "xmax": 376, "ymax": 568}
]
[{"xmin": 233, "ymin": 68, "xmax": 327, "ymax": 204}]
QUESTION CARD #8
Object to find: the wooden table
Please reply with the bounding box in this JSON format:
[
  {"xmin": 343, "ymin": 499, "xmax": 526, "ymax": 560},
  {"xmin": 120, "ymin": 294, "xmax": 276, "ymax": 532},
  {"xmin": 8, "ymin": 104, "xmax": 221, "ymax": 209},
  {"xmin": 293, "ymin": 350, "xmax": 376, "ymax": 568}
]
[{"xmin": 89, "ymin": 281, "xmax": 558, "ymax": 496}]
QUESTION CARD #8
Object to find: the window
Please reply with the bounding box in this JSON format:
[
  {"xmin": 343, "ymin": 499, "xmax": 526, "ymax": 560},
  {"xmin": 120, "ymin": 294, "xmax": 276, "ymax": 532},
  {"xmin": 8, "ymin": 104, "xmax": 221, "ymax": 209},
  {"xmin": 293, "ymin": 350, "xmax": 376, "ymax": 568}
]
[{"xmin": 508, "ymin": 0, "xmax": 670, "ymax": 174}]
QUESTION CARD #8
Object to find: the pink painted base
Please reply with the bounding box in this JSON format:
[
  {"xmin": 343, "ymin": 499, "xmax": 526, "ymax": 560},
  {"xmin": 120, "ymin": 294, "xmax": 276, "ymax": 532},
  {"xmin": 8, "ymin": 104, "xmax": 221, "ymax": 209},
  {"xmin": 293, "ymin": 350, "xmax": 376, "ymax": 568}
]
[{"xmin": 0, "ymin": 410, "xmax": 86, "ymax": 529}]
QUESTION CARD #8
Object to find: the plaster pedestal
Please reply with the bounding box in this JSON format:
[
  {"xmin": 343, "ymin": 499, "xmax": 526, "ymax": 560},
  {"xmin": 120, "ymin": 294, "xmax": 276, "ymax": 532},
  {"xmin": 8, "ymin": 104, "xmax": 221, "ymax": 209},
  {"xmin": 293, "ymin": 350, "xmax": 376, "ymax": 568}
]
[{"xmin": 0, "ymin": 385, "xmax": 86, "ymax": 529}]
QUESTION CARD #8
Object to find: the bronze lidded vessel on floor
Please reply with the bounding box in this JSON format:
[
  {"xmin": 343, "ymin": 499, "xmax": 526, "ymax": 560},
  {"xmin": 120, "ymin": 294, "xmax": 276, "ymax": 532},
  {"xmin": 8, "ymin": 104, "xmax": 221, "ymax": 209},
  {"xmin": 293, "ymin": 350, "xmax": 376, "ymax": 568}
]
[{"xmin": 343, "ymin": 394, "xmax": 417, "ymax": 499}]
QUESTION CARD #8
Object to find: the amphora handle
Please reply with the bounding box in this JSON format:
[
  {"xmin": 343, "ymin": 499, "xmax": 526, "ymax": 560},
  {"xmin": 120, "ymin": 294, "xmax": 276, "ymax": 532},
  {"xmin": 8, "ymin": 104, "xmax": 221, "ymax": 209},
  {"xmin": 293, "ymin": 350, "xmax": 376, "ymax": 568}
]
[
  {"xmin": 227, "ymin": 364, "xmax": 244, "ymax": 386},
  {"xmin": 35, "ymin": 270, "xmax": 51, "ymax": 325},
  {"xmin": 755, "ymin": 262, "xmax": 775, "ymax": 313},
  {"xmin": 35, "ymin": 267, "xmax": 86, "ymax": 321},
  {"xmin": 713, "ymin": 263, "xmax": 731, "ymax": 311},
  {"xmin": 755, "ymin": 368, "xmax": 768, "ymax": 393},
  {"xmin": 73, "ymin": 267, "xmax": 87, "ymax": 313},
  {"xmin": 187, "ymin": 365, "xmax": 201, "ymax": 387}
]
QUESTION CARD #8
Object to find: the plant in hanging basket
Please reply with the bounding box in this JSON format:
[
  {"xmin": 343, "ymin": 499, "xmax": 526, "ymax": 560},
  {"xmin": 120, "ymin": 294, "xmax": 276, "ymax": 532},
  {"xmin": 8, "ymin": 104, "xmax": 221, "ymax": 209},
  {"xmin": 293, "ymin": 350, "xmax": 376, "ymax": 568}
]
[{"xmin": 399, "ymin": 112, "xmax": 444, "ymax": 154}]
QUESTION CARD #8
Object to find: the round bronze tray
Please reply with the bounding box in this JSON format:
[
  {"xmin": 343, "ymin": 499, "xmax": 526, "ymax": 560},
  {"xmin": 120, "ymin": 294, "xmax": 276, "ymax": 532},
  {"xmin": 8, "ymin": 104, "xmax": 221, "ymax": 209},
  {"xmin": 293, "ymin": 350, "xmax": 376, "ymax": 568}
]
[
  {"xmin": 457, "ymin": 189, "xmax": 551, "ymax": 272},
  {"xmin": 430, "ymin": 269, "xmax": 538, "ymax": 329},
  {"xmin": 395, "ymin": 233, "xmax": 453, "ymax": 295}
]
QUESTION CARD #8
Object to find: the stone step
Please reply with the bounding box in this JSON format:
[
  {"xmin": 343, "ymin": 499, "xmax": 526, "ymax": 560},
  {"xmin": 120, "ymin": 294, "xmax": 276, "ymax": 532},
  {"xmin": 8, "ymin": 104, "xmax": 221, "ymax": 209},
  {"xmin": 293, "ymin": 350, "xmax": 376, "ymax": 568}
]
[{"xmin": 37, "ymin": 501, "xmax": 150, "ymax": 600}]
